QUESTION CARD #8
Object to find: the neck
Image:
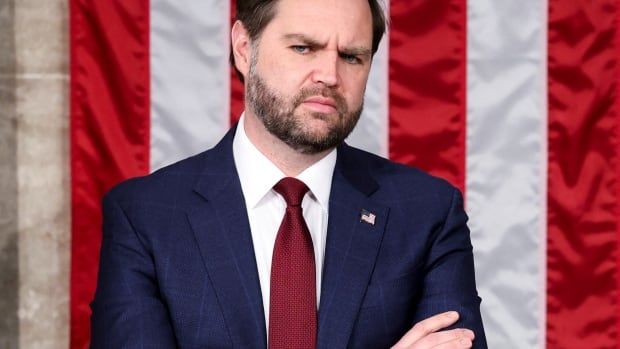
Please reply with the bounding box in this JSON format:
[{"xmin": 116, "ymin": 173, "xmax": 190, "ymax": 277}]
[{"xmin": 242, "ymin": 111, "xmax": 333, "ymax": 177}]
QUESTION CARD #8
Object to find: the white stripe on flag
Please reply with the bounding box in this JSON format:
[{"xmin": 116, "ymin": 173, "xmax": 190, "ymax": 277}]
[
  {"xmin": 466, "ymin": 0, "xmax": 547, "ymax": 347},
  {"xmin": 346, "ymin": 25, "xmax": 390, "ymax": 158},
  {"xmin": 150, "ymin": 0, "xmax": 231, "ymax": 171}
]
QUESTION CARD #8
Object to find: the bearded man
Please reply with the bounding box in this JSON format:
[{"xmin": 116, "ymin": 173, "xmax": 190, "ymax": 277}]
[{"xmin": 90, "ymin": 0, "xmax": 487, "ymax": 348}]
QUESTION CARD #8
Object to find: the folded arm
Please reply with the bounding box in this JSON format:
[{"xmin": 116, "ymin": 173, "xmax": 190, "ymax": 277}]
[{"xmin": 393, "ymin": 188, "xmax": 487, "ymax": 349}]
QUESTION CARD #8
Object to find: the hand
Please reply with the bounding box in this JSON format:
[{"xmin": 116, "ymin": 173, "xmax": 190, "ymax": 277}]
[{"xmin": 391, "ymin": 311, "xmax": 475, "ymax": 349}]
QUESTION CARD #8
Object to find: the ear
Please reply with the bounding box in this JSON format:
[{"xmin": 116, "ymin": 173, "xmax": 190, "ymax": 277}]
[{"xmin": 231, "ymin": 20, "xmax": 252, "ymax": 79}]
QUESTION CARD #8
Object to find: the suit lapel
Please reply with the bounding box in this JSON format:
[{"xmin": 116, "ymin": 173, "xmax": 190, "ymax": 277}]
[
  {"xmin": 185, "ymin": 134, "xmax": 386, "ymax": 348},
  {"xmin": 187, "ymin": 129, "xmax": 267, "ymax": 348},
  {"xmin": 317, "ymin": 144, "xmax": 389, "ymax": 349}
]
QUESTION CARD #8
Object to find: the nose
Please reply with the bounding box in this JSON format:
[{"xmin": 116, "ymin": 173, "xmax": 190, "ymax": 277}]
[{"xmin": 311, "ymin": 51, "xmax": 339, "ymax": 87}]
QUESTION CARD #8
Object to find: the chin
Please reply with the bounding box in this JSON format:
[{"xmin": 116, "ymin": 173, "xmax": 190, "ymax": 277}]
[
  {"xmin": 299, "ymin": 110, "xmax": 340, "ymax": 124},
  {"xmin": 301, "ymin": 117, "xmax": 336, "ymax": 134}
]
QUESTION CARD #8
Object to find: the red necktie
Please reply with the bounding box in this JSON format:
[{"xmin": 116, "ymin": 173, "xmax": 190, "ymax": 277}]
[{"xmin": 269, "ymin": 177, "xmax": 317, "ymax": 349}]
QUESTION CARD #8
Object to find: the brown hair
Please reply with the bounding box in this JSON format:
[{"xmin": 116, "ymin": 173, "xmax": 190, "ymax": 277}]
[{"xmin": 232, "ymin": 0, "xmax": 388, "ymax": 81}]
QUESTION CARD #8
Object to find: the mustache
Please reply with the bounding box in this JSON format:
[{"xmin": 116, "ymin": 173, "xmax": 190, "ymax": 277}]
[{"xmin": 292, "ymin": 87, "xmax": 348, "ymax": 114}]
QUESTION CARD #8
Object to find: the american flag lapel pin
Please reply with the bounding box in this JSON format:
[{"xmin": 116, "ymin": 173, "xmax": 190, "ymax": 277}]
[{"xmin": 360, "ymin": 209, "xmax": 376, "ymax": 226}]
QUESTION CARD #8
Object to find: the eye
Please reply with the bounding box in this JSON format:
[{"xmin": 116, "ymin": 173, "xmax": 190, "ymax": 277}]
[
  {"xmin": 291, "ymin": 45, "xmax": 310, "ymax": 54},
  {"xmin": 341, "ymin": 53, "xmax": 362, "ymax": 65}
]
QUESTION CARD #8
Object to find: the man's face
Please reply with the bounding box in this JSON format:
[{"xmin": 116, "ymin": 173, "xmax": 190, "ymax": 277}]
[{"xmin": 245, "ymin": 0, "xmax": 374, "ymax": 154}]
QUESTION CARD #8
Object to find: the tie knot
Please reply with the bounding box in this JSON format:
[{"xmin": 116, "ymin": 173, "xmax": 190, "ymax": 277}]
[{"xmin": 273, "ymin": 177, "xmax": 309, "ymax": 207}]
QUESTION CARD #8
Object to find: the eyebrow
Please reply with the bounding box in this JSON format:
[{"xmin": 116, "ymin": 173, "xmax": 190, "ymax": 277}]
[
  {"xmin": 340, "ymin": 47, "xmax": 372, "ymax": 57},
  {"xmin": 282, "ymin": 33, "xmax": 324, "ymax": 48},
  {"xmin": 282, "ymin": 33, "xmax": 372, "ymax": 57}
]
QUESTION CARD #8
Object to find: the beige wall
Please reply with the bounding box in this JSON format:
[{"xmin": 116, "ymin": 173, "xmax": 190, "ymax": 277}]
[{"xmin": 1, "ymin": 0, "xmax": 70, "ymax": 348}]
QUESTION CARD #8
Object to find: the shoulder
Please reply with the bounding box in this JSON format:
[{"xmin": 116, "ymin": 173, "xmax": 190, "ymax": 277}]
[
  {"xmin": 340, "ymin": 144, "xmax": 460, "ymax": 205},
  {"xmin": 105, "ymin": 127, "xmax": 237, "ymax": 205},
  {"xmin": 104, "ymin": 149, "xmax": 212, "ymax": 206}
]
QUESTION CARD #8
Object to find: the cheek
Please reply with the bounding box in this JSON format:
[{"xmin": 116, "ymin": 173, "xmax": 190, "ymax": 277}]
[
  {"xmin": 265, "ymin": 66, "xmax": 307, "ymax": 98},
  {"xmin": 338, "ymin": 63, "xmax": 369, "ymax": 101},
  {"xmin": 260, "ymin": 50, "xmax": 308, "ymax": 84},
  {"xmin": 344, "ymin": 77, "xmax": 368, "ymax": 109}
]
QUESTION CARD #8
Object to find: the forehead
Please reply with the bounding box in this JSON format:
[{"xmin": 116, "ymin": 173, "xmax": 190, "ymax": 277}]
[{"xmin": 267, "ymin": 0, "xmax": 373, "ymax": 46}]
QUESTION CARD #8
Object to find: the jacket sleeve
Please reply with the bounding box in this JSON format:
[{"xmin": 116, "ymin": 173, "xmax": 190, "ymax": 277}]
[
  {"xmin": 90, "ymin": 192, "xmax": 178, "ymax": 348},
  {"xmin": 413, "ymin": 188, "xmax": 488, "ymax": 348}
]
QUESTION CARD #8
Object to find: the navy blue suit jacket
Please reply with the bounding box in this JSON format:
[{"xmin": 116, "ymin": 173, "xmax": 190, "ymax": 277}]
[{"xmin": 90, "ymin": 127, "xmax": 487, "ymax": 348}]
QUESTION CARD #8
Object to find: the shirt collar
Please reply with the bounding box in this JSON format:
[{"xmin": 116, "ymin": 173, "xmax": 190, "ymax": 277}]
[
  {"xmin": 296, "ymin": 148, "xmax": 336, "ymax": 210},
  {"xmin": 232, "ymin": 113, "xmax": 337, "ymax": 210}
]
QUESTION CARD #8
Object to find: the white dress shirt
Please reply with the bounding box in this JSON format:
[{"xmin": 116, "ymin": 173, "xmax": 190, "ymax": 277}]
[{"xmin": 232, "ymin": 114, "xmax": 337, "ymax": 333}]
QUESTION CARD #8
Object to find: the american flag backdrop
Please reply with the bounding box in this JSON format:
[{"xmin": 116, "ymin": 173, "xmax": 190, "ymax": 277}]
[{"xmin": 69, "ymin": 0, "xmax": 620, "ymax": 348}]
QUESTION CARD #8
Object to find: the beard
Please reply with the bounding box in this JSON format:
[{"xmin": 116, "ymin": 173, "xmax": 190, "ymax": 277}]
[{"xmin": 245, "ymin": 58, "xmax": 363, "ymax": 154}]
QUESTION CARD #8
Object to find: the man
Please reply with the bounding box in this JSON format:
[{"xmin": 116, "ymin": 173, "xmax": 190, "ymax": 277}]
[{"xmin": 90, "ymin": 0, "xmax": 487, "ymax": 348}]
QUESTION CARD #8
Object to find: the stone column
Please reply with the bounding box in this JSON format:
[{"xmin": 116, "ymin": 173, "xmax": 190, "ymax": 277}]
[
  {"xmin": 0, "ymin": 0, "xmax": 19, "ymax": 346},
  {"xmin": 0, "ymin": 0, "xmax": 70, "ymax": 347}
]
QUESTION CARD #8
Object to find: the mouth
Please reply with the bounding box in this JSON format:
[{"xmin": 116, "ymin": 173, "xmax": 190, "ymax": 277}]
[{"xmin": 301, "ymin": 96, "xmax": 338, "ymax": 114}]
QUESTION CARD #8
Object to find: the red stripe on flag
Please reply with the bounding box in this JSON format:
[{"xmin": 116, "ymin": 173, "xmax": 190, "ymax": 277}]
[
  {"xmin": 547, "ymin": 0, "xmax": 619, "ymax": 347},
  {"xmin": 617, "ymin": 10, "xmax": 620, "ymax": 349},
  {"xmin": 230, "ymin": 0, "xmax": 244, "ymax": 124},
  {"xmin": 70, "ymin": 1, "xmax": 151, "ymax": 347},
  {"xmin": 388, "ymin": 1, "xmax": 467, "ymax": 192}
]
